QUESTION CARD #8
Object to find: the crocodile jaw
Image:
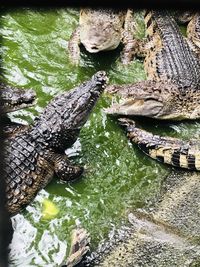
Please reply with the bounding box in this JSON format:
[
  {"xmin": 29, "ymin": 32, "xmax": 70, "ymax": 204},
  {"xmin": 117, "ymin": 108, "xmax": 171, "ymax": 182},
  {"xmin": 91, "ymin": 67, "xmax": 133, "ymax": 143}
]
[
  {"xmin": 105, "ymin": 98, "xmax": 164, "ymax": 118},
  {"xmin": 79, "ymin": 8, "xmax": 124, "ymax": 53},
  {"xmin": 1, "ymin": 87, "xmax": 36, "ymax": 113},
  {"xmin": 105, "ymin": 97, "xmax": 200, "ymax": 121},
  {"xmin": 104, "ymin": 81, "xmax": 193, "ymax": 120},
  {"xmin": 3, "ymin": 98, "xmax": 37, "ymax": 113},
  {"xmin": 83, "ymin": 41, "xmax": 120, "ymax": 53}
]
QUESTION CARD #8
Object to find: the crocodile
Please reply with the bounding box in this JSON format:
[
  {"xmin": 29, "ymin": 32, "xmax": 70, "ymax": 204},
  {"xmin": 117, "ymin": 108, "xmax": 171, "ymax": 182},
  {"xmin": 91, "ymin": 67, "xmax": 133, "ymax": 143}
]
[
  {"xmin": 173, "ymin": 11, "xmax": 200, "ymax": 51},
  {"xmin": 0, "ymin": 82, "xmax": 36, "ymax": 136},
  {"xmin": 0, "ymin": 82, "xmax": 36, "ymax": 113},
  {"xmin": 105, "ymin": 10, "xmax": 200, "ymax": 121},
  {"xmin": 187, "ymin": 13, "xmax": 200, "ymax": 51},
  {"xmin": 68, "ymin": 8, "xmax": 138, "ymax": 65},
  {"xmin": 64, "ymin": 170, "xmax": 200, "ymax": 267},
  {"xmin": 118, "ymin": 117, "xmax": 200, "ymax": 171},
  {"xmin": 174, "ymin": 10, "xmax": 195, "ymax": 24},
  {"xmin": 4, "ymin": 71, "xmax": 108, "ymax": 216}
]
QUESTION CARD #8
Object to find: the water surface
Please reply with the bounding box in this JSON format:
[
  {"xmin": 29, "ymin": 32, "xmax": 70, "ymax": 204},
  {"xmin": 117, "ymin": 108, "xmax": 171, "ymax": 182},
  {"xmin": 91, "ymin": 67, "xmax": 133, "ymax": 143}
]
[{"xmin": 1, "ymin": 8, "xmax": 199, "ymax": 267}]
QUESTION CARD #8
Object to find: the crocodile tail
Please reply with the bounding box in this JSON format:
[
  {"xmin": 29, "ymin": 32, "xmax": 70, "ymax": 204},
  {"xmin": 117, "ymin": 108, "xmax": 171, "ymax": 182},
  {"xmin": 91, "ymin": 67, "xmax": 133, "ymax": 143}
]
[
  {"xmin": 118, "ymin": 117, "xmax": 200, "ymax": 171},
  {"xmin": 118, "ymin": 117, "xmax": 154, "ymax": 144},
  {"xmin": 118, "ymin": 117, "xmax": 156, "ymax": 156}
]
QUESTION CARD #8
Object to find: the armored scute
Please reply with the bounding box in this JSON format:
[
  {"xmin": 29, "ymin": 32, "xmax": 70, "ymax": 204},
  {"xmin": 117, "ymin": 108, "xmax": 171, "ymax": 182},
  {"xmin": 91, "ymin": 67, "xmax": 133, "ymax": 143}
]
[{"xmin": 4, "ymin": 71, "xmax": 108, "ymax": 215}]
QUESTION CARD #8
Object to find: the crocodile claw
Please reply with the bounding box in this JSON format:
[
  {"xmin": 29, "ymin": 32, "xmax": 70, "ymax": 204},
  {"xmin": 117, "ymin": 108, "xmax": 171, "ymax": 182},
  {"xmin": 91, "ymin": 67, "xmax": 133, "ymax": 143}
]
[{"xmin": 65, "ymin": 228, "xmax": 90, "ymax": 267}]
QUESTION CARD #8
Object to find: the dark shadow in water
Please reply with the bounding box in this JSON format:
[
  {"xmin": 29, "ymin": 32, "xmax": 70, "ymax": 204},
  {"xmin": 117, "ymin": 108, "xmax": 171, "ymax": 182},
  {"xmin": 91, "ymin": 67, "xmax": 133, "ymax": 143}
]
[{"xmin": 80, "ymin": 43, "xmax": 123, "ymax": 71}]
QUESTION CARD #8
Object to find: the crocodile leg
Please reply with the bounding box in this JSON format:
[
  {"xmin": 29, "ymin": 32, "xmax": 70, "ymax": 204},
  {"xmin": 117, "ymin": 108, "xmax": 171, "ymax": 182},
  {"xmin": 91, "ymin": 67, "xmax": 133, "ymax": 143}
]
[
  {"xmin": 121, "ymin": 38, "xmax": 146, "ymax": 64},
  {"xmin": 186, "ymin": 38, "xmax": 200, "ymax": 59},
  {"xmin": 68, "ymin": 26, "xmax": 81, "ymax": 65},
  {"xmin": 53, "ymin": 153, "xmax": 84, "ymax": 181},
  {"xmin": 64, "ymin": 228, "xmax": 90, "ymax": 267},
  {"xmin": 121, "ymin": 9, "xmax": 146, "ymax": 64},
  {"xmin": 186, "ymin": 14, "xmax": 200, "ymax": 56}
]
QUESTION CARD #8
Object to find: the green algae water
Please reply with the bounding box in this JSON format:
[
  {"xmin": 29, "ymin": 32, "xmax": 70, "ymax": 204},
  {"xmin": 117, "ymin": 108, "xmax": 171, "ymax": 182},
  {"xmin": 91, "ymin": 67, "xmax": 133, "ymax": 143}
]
[{"xmin": 1, "ymin": 8, "xmax": 199, "ymax": 267}]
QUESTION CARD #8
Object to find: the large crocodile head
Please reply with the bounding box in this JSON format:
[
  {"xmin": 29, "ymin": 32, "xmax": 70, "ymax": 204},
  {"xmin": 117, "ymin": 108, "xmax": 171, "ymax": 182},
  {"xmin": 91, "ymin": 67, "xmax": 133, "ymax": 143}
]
[
  {"xmin": 0, "ymin": 82, "xmax": 36, "ymax": 113},
  {"xmin": 79, "ymin": 8, "xmax": 126, "ymax": 53},
  {"xmin": 104, "ymin": 80, "xmax": 200, "ymax": 120},
  {"xmin": 33, "ymin": 71, "xmax": 108, "ymax": 150}
]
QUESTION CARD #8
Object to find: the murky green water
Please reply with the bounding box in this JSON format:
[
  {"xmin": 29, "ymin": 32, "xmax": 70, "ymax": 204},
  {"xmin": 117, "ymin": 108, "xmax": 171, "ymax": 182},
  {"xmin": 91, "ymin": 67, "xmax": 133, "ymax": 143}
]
[{"xmin": 1, "ymin": 8, "xmax": 200, "ymax": 267}]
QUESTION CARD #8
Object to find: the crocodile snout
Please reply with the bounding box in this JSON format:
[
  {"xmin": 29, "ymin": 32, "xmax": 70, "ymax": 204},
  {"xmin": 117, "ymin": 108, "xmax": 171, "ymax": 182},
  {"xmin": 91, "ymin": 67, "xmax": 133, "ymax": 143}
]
[{"xmin": 93, "ymin": 71, "xmax": 109, "ymax": 87}]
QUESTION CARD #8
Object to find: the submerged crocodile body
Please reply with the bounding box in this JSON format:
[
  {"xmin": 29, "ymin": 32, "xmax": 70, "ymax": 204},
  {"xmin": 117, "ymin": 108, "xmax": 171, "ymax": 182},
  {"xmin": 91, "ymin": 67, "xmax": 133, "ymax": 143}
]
[
  {"xmin": 105, "ymin": 10, "xmax": 200, "ymax": 121},
  {"xmin": 4, "ymin": 71, "xmax": 107, "ymax": 215},
  {"xmin": 65, "ymin": 170, "xmax": 200, "ymax": 267},
  {"xmin": 68, "ymin": 8, "xmax": 137, "ymax": 65}
]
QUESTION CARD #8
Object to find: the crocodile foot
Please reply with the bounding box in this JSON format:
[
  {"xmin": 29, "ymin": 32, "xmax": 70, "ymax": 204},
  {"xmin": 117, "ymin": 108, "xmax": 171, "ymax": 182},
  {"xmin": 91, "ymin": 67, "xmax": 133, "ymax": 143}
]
[{"xmin": 65, "ymin": 228, "xmax": 90, "ymax": 267}]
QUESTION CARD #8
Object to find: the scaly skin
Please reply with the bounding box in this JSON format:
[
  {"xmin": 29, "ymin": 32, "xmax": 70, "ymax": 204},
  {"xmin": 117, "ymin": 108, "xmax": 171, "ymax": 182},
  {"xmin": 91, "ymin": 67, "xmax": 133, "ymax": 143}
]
[
  {"xmin": 187, "ymin": 13, "xmax": 200, "ymax": 51},
  {"xmin": 66, "ymin": 176, "xmax": 200, "ymax": 267},
  {"xmin": 119, "ymin": 117, "xmax": 200, "ymax": 171},
  {"xmin": 105, "ymin": 10, "xmax": 200, "ymax": 121},
  {"xmin": 68, "ymin": 8, "xmax": 137, "ymax": 65},
  {"xmin": 0, "ymin": 82, "xmax": 36, "ymax": 136},
  {"xmin": 174, "ymin": 11, "xmax": 200, "ymax": 52},
  {"xmin": 105, "ymin": 80, "xmax": 200, "ymax": 120},
  {"xmin": 0, "ymin": 82, "xmax": 36, "ymax": 113},
  {"xmin": 74, "ymin": 194, "xmax": 200, "ymax": 266},
  {"xmin": 174, "ymin": 11, "xmax": 195, "ymax": 24},
  {"xmin": 5, "ymin": 71, "xmax": 108, "ymax": 215}
]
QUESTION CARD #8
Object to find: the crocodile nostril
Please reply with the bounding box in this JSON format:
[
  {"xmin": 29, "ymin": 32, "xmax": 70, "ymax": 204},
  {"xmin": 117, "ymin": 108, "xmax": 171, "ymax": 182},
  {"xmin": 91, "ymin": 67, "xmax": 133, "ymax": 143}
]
[{"xmin": 91, "ymin": 46, "xmax": 98, "ymax": 50}]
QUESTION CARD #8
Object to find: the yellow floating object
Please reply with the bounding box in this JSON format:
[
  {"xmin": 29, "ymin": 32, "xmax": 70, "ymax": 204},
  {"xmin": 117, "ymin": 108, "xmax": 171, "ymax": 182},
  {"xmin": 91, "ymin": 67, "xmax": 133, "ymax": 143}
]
[{"xmin": 42, "ymin": 199, "xmax": 59, "ymax": 220}]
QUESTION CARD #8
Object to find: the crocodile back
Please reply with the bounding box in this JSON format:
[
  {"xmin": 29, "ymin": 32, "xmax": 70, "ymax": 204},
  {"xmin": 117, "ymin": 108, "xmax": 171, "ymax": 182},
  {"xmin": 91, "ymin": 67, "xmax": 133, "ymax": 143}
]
[
  {"xmin": 144, "ymin": 11, "xmax": 200, "ymax": 90},
  {"xmin": 5, "ymin": 132, "xmax": 53, "ymax": 215}
]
